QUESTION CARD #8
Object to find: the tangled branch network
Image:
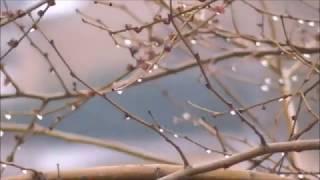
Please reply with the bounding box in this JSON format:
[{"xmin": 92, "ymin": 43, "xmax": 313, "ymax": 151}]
[{"xmin": 0, "ymin": 0, "xmax": 319, "ymax": 179}]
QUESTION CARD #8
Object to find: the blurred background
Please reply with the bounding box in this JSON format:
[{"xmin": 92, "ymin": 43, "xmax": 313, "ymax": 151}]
[{"xmin": 0, "ymin": 0, "xmax": 319, "ymax": 177}]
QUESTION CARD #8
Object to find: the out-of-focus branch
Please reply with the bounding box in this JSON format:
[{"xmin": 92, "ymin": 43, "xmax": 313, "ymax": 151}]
[
  {"xmin": 0, "ymin": 122, "xmax": 177, "ymax": 164},
  {"xmin": 242, "ymin": 0, "xmax": 319, "ymax": 23},
  {"xmin": 5, "ymin": 164, "xmax": 291, "ymax": 180}
]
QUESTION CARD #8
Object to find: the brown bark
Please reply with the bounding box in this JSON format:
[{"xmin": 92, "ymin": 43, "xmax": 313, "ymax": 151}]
[{"xmin": 5, "ymin": 164, "xmax": 290, "ymax": 180}]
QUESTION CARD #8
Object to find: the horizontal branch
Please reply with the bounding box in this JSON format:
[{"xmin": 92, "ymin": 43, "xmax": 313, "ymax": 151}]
[
  {"xmin": 1, "ymin": 47, "xmax": 318, "ymax": 101},
  {"xmin": 160, "ymin": 139, "xmax": 320, "ymax": 180},
  {"xmin": 5, "ymin": 164, "xmax": 291, "ymax": 180},
  {"xmin": 0, "ymin": 123, "xmax": 176, "ymax": 165}
]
